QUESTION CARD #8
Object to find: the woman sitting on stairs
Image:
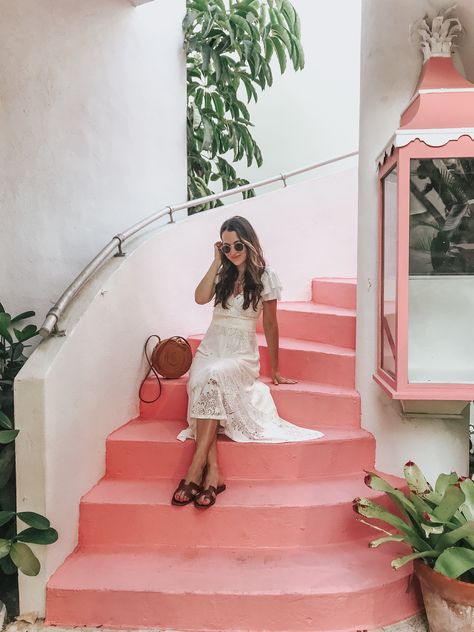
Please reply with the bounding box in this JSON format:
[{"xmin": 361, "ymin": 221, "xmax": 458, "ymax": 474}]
[{"xmin": 172, "ymin": 215, "xmax": 324, "ymax": 508}]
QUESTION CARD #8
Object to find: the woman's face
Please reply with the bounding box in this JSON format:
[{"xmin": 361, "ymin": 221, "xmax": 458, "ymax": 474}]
[{"xmin": 221, "ymin": 230, "xmax": 247, "ymax": 267}]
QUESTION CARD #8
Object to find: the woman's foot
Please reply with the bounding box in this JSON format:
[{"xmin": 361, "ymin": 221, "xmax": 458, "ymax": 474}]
[
  {"xmin": 194, "ymin": 463, "xmax": 226, "ymax": 508},
  {"xmin": 172, "ymin": 456, "xmax": 207, "ymax": 504}
]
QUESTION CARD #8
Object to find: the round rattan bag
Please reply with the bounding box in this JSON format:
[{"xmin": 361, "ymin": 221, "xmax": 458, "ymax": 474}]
[
  {"xmin": 152, "ymin": 336, "xmax": 192, "ymax": 378},
  {"xmin": 139, "ymin": 335, "xmax": 192, "ymax": 403}
]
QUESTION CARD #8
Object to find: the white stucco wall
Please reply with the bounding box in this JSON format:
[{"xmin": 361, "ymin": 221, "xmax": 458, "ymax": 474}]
[
  {"xmin": 15, "ymin": 168, "xmax": 357, "ymax": 616},
  {"xmin": 0, "ymin": 0, "xmax": 187, "ymax": 323},
  {"xmin": 228, "ymin": 0, "xmax": 361, "ymax": 186},
  {"xmin": 357, "ymin": 0, "xmax": 473, "ymax": 482}
]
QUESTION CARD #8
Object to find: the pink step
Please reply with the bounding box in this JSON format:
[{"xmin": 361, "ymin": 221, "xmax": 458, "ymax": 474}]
[
  {"xmin": 312, "ymin": 278, "xmax": 357, "ymax": 310},
  {"xmin": 140, "ymin": 376, "xmax": 361, "ymax": 429},
  {"xmin": 188, "ymin": 334, "xmax": 356, "ymax": 388},
  {"xmin": 106, "ymin": 419, "xmax": 375, "ymax": 480},
  {"xmin": 78, "ymin": 474, "xmax": 401, "ymax": 548},
  {"xmin": 46, "ymin": 540, "xmax": 421, "ymax": 631},
  {"xmin": 257, "ymin": 301, "xmax": 356, "ymax": 349},
  {"xmin": 45, "ymin": 278, "xmax": 421, "ymax": 630}
]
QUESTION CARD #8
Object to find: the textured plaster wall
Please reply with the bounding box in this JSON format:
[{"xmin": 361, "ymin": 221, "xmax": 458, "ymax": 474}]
[
  {"xmin": 357, "ymin": 0, "xmax": 473, "ymax": 482},
  {"xmin": 0, "ymin": 0, "xmax": 187, "ymax": 323}
]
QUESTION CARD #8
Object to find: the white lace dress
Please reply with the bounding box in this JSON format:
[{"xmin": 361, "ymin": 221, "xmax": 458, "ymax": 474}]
[{"xmin": 177, "ymin": 267, "xmax": 324, "ymax": 444}]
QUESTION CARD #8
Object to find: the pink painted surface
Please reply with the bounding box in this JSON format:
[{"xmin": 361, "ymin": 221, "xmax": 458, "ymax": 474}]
[
  {"xmin": 376, "ymin": 138, "xmax": 474, "ymax": 400},
  {"xmin": 376, "ymin": 55, "xmax": 474, "ymax": 399},
  {"xmin": 401, "ymin": 57, "xmax": 474, "ymax": 129},
  {"xmin": 141, "ymin": 376, "xmax": 361, "ymax": 428},
  {"xmin": 105, "ymin": 419, "xmax": 375, "ymax": 480},
  {"xmin": 311, "ymin": 278, "xmax": 357, "ymax": 309},
  {"xmin": 45, "ymin": 279, "xmax": 422, "ymax": 631},
  {"xmin": 77, "ymin": 474, "xmax": 403, "ymax": 548},
  {"xmin": 46, "ymin": 542, "xmax": 419, "ymax": 631},
  {"xmin": 256, "ymin": 301, "xmax": 356, "ymax": 348},
  {"xmin": 413, "ymin": 57, "xmax": 473, "ymax": 92},
  {"xmin": 188, "ymin": 334, "xmax": 356, "ymax": 388}
]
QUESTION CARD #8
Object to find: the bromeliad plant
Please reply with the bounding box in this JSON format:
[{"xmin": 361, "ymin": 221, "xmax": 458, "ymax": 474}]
[
  {"xmin": 353, "ymin": 462, "xmax": 474, "ymax": 582},
  {"xmin": 0, "ymin": 304, "xmax": 58, "ymax": 619}
]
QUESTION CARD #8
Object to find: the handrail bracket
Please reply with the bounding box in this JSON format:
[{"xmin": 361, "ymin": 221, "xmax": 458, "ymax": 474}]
[
  {"xmin": 113, "ymin": 234, "xmax": 126, "ymax": 258},
  {"xmin": 51, "ymin": 324, "xmax": 66, "ymax": 338}
]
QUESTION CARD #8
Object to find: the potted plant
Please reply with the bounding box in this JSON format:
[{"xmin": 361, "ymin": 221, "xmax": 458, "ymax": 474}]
[
  {"xmin": 0, "ymin": 305, "xmax": 58, "ymax": 625},
  {"xmin": 353, "ymin": 462, "xmax": 474, "ymax": 632}
]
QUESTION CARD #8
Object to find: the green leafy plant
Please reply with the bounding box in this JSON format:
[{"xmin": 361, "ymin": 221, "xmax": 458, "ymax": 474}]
[
  {"xmin": 353, "ymin": 462, "xmax": 474, "ymax": 582},
  {"xmin": 184, "ymin": 0, "xmax": 304, "ymax": 212},
  {"xmin": 0, "ymin": 305, "xmax": 58, "ymax": 618}
]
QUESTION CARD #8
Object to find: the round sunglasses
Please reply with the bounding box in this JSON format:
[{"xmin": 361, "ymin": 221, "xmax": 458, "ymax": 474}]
[{"xmin": 220, "ymin": 241, "xmax": 245, "ymax": 255}]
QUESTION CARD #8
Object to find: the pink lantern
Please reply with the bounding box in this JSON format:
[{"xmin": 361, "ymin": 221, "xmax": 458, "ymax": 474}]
[{"xmin": 375, "ymin": 30, "xmax": 474, "ymax": 404}]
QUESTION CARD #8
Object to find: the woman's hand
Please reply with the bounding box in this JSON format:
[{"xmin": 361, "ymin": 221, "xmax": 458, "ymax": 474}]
[
  {"xmin": 271, "ymin": 371, "xmax": 298, "ymax": 385},
  {"xmin": 214, "ymin": 241, "xmax": 223, "ymax": 264}
]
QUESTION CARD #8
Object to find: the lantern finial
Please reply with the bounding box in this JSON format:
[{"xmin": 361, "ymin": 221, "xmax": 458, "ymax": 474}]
[{"xmin": 410, "ymin": 6, "xmax": 463, "ymax": 62}]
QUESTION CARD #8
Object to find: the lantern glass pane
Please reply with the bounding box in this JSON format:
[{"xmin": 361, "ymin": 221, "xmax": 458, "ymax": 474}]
[
  {"xmin": 381, "ymin": 166, "xmax": 398, "ymax": 377},
  {"xmin": 409, "ymin": 158, "xmax": 474, "ymax": 276},
  {"xmin": 408, "ymin": 157, "xmax": 474, "ymax": 383}
]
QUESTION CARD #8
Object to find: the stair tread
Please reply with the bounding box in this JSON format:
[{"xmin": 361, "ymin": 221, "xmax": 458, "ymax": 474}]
[
  {"xmin": 48, "ymin": 538, "xmax": 411, "ymax": 594},
  {"xmin": 259, "ymin": 377, "xmax": 359, "ymax": 396},
  {"xmin": 145, "ymin": 375, "xmax": 360, "ymax": 398},
  {"xmin": 188, "ymin": 333, "xmax": 355, "ymax": 356},
  {"xmin": 277, "ymin": 301, "xmax": 356, "ymax": 317},
  {"xmin": 82, "ymin": 472, "xmax": 401, "ymax": 507},
  {"xmin": 313, "ymin": 278, "xmax": 357, "ymax": 284},
  {"xmin": 108, "ymin": 419, "xmax": 372, "ymax": 444}
]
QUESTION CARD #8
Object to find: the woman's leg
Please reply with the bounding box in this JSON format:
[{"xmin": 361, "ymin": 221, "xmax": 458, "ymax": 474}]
[
  {"xmin": 196, "ymin": 429, "xmax": 226, "ymax": 506},
  {"xmin": 174, "ymin": 418, "xmax": 219, "ymax": 502}
]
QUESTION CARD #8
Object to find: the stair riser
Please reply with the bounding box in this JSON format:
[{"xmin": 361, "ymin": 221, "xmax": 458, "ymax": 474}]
[
  {"xmin": 78, "ymin": 501, "xmax": 381, "ymax": 548},
  {"xmin": 188, "ymin": 339, "xmax": 355, "ymax": 388},
  {"xmin": 266, "ymin": 389, "xmax": 360, "ymax": 428},
  {"xmin": 140, "ymin": 381, "xmax": 361, "ymax": 428},
  {"xmin": 259, "ymin": 347, "xmax": 355, "ymax": 387},
  {"xmin": 46, "ymin": 578, "xmax": 420, "ymax": 631},
  {"xmin": 106, "ymin": 435, "xmax": 375, "ymax": 480},
  {"xmin": 140, "ymin": 381, "xmax": 188, "ymax": 420},
  {"xmin": 257, "ymin": 310, "xmax": 356, "ymax": 348},
  {"xmin": 312, "ymin": 280, "xmax": 357, "ymax": 309}
]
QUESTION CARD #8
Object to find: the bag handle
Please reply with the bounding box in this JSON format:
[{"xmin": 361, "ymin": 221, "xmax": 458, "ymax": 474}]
[{"xmin": 138, "ymin": 335, "xmax": 162, "ymax": 404}]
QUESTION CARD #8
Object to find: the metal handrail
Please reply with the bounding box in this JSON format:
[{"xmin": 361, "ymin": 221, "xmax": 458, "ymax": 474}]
[{"xmin": 39, "ymin": 150, "xmax": 358, "ymax": 338}]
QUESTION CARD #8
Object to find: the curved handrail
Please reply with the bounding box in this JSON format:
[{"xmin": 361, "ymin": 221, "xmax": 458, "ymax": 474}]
[{"xmin": 39, "ymin": 150, "xmax": 358, "ymax": 338}]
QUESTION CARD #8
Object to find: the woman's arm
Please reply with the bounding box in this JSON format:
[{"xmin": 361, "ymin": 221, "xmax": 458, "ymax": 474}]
[
  {"xmin": 262, "ymin": 299, "xmax": 297, "ymax": 385},
  {"xmin": 194, "ymin": 242, "xmax": 222, "ymax": 304}
]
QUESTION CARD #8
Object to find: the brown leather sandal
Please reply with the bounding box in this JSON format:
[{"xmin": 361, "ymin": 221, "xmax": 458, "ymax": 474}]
[
  {"xmin": 171, "ymin": 479, "xmax": 202, "ymax": 506},
  {"xmin": 194, "ymin": 484, "xmax": 226, "ymax": 509}
]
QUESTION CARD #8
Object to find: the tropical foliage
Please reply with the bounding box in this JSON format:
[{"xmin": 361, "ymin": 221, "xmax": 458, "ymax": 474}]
[
  {"xmin": 0, "ymin": 305, "xmax": 58, "ymax": 617},
  {"xmin": 354, "ymin": 462, "xmax": 474, "ymax": 582},
  {"xmin": 184, "ymin": 0, "xmax": 304, "ymax": 212}
]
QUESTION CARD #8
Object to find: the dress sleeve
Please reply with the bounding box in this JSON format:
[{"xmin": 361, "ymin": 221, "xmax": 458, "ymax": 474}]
[{"xmin": 261, "ymin": 266, "xmax": 283, "ymax": 301}]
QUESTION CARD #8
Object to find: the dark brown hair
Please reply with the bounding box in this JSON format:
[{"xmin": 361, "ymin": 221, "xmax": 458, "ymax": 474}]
[{"xmin": 214, "ymin": 216, "xmax": 266, "ymax": 311}]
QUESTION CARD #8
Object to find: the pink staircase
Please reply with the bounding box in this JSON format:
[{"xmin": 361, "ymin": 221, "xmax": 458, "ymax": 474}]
[{"xmin": 45, "ymin": 278, "xmax": 421, "ymax": 631}]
